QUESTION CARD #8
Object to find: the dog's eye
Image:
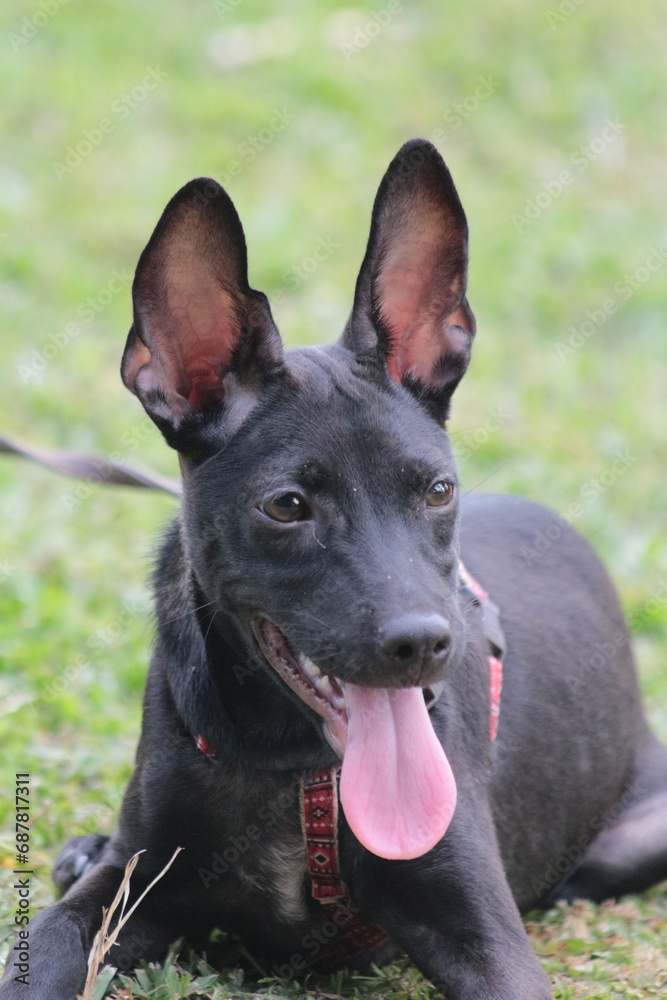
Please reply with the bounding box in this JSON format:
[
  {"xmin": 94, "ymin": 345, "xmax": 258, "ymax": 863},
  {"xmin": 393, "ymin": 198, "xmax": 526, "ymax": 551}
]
[
  {"xmin": 426, "ymin": 481, "xmax": 456, "ymax": 508},
  {"xmin": 261, "ymin": 492, "xmax": 311, "ymax": 523}
]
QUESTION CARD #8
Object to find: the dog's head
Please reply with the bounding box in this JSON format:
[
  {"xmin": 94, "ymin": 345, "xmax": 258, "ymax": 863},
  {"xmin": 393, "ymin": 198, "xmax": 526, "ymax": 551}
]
[{"xmin": 122, "ymin": 140, "xmax": 476, "ymax": 859}]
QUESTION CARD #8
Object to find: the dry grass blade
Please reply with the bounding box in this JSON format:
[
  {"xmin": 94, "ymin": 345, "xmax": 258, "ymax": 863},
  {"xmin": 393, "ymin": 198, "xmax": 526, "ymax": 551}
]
[{"xmin": 79, "ymin": 846, "xmax": 183, "ymax": 1000}]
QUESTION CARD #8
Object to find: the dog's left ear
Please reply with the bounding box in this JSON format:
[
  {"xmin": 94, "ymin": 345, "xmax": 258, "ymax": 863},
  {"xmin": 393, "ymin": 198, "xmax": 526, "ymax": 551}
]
[
  {"xmin": 342, "ymin": 139, "xmax": 475, "ymax": 422},
  {"xmin": 122, "ymin": 178, "xmax": 283, "ymax": 457}
]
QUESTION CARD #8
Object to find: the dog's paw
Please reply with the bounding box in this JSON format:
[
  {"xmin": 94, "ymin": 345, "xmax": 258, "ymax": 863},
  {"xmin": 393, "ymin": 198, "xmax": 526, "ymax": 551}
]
[{"xmin": 52, "ymin": 833, "xmax": 109, "ymax": 894}]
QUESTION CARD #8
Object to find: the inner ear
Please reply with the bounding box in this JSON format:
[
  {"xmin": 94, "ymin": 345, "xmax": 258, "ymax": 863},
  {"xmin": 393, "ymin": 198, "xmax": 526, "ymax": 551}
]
[
  {"xmin": 122, "ymin": 178, "xmax": 283, "ymax": 452},
  {"xmin": 343, "ymin": 139, "xmax": 476, "ymax": 421}
]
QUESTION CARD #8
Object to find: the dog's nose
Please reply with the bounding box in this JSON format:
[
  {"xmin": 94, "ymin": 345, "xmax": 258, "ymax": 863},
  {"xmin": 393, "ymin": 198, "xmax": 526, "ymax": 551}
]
[{"xmin": 379, "ymin": 613, "xmax": 451, "ymax": 683}]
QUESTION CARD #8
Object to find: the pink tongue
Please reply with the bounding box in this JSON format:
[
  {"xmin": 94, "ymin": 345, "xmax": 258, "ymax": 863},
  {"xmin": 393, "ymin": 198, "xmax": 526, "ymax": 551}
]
[{"xmin": 339, "ymin": 685, "xmax": 457, "ymax": 860}]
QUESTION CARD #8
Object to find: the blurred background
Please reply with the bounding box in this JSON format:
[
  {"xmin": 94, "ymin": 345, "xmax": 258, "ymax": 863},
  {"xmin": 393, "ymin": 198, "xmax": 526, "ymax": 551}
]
[{"xmin": 0, "ymin": 0, "xmax": 666, "ymax": 994}]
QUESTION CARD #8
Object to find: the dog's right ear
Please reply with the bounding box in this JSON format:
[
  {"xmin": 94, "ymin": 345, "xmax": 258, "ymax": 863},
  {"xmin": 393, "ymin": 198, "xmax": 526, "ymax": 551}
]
[{"xmin": 122, "ymin": 178, "xmax": 283, "ymax": 457}]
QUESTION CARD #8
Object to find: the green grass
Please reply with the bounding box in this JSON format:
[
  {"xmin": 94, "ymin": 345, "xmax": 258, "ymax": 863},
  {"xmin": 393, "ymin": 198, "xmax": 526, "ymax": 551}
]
[{"xmin": 1, "ymin": 0, "xmax": 666, "ymax": 996}]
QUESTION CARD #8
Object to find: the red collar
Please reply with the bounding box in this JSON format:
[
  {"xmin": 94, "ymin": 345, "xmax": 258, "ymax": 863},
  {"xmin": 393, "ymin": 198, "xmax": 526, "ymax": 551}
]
[{"xmin": 298, "ymin": 767, "xmax": 388, "ymax": 965}]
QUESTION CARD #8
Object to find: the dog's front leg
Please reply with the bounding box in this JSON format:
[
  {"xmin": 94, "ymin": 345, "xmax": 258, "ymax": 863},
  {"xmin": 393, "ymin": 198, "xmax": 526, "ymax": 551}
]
[
  {"xmin": 0, "ymin": 863, "xmax": 126, "ymax": 1000},
  {"xmin": 356, "ymin": 811, "xmax": 552, "ymax": 1000},
  {"xmin": 0, "ymin": 862, "xmax": 170, "ymax": 1000}
]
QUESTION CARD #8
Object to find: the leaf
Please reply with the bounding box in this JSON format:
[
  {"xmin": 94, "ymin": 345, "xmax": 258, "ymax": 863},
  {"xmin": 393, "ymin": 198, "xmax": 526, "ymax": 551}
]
[{"xmin": 90, "ymin": 965, "xmax": 117, "ymax": 1000}]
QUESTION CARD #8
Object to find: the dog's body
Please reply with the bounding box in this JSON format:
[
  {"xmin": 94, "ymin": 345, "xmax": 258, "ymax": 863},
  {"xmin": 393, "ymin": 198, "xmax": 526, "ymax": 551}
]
[{"xmin": 3, "ymin": 140, "xmax": 667, "ymax": 1000}]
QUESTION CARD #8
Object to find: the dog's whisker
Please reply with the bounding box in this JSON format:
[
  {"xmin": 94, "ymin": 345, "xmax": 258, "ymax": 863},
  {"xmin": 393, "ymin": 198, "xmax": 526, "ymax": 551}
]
[
  {"xmin": 162, "ymin": 600, "xmax": 216, "ymax": 625},
  {"xmin": 201, "ymin": 609, "xmax": 219, "ymax": 645}
]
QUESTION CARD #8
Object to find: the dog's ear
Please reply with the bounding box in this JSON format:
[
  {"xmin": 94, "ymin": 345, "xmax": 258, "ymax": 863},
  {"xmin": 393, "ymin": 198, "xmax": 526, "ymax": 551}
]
[
  {"xmin": 342, "ymin": 139, "xmax": 475, "ymax": 422},
  {"xmin": 122, "ymin": 178, "xmax": 283, "ymax": 456}
]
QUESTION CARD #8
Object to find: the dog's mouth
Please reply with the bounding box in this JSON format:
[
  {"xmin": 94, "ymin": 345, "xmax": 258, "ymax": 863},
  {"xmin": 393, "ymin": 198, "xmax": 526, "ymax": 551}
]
[
  {"xmin": 251, "ymin": 614, "xmax": 457, "ymax": 862},
  {"xmin": 251, "ymin": 615, "xmax": 348, "ymax": 757}
]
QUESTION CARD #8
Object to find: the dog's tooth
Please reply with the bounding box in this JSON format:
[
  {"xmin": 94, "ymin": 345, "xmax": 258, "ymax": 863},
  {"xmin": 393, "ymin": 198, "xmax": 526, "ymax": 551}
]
[
  {"xmin": 302, "ymin": 657, "xmax": 322, "ymax": 679},
  {"xmin": 332, "ymin": 694, "xmax": 345, "ymax": 710},
  {"xmin": 314, "ymin": 674, "xmax": 334, "ymax": 696}
]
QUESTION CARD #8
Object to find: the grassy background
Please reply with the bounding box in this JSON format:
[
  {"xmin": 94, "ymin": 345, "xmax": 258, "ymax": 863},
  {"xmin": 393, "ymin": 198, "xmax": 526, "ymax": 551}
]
[{"xmin": 1, "ymin": 0, "xmax": 666, "ymax": 996}]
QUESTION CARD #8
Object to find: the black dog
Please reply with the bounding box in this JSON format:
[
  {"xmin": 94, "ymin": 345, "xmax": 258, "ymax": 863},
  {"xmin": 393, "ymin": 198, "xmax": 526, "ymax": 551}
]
[{"xmin": 3, "ymin": 139, "xmax": 667, "ymax": 1000}]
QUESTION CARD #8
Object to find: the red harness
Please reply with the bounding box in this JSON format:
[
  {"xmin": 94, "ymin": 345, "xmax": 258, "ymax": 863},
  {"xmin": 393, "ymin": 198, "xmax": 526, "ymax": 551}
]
[{"xmin": 458, "ymin": 561, "xmax": 504, "ymax": 740}]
